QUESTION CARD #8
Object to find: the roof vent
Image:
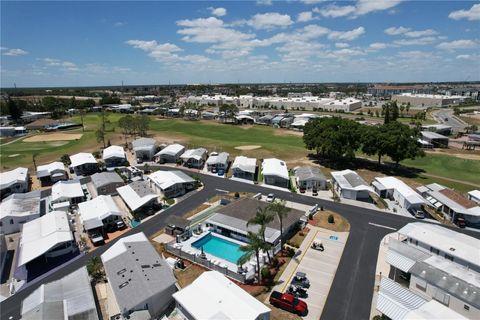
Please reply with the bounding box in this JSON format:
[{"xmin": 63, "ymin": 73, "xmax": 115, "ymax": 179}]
[{"xmin": 449, "ymin": 247, "xmax": 455, "ymax": 251}]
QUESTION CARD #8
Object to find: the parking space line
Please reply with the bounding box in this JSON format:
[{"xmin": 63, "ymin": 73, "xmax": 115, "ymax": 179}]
[{"xmin": 368, "ymin": 222, "xmax": 397, "ymax": 231}]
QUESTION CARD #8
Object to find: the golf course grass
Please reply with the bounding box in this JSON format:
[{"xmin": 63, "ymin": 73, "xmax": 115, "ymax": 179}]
[{"xmin": 1, "ymin": 113, "xmax": 478, "ymax": 193}]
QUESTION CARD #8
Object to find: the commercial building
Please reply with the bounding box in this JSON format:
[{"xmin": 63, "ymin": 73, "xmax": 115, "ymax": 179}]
[
  {"xmin": 420, "ymin": 131, "xmax": 449, "ymax": 148},
  {"xmin": 117, "ymin": 181, "xmax": 160, "ymax": 214},
  {"xmin": 155, "ymin": 143, "xmax": 185, "ymax": 164},
  {"xmin": 0, "ymin": 191, "xmax": 46, "ymax": 234},
  {"xmin": 15, "ymin": 211, "xmax": 76, "ymax": 280},
  {"xmin": 102, "ymin": 145, "xmax": 127, "ymax": 168},
  {"xmin": 0, "ymin": 167, "xmax": 29, "ymax": 199},
  {"xmin": 148, "ymin": 170, "xmax": 195, "ymax": 198},
  {"xmin": 331, "ymin": 169, "xmax": 373, "ymax": 200},
  {"xmin": 393, "ymin": 93, "xmax": 465, "ymax": 108},
  {"xmin": 78, "ymin": 195, "xmax": 125, "ymax": 234},
  {"xmin": 262, "ymin": 158, "xmax": 289, "ymax": 189},
  {"xmin": 21, "ymin": 267, "xmax": 99, "ymax": 320},
  {"xmin": 367, "ymin": 84, "xmax": 432, "ymax": 97},
  {"xmin": 376, "ymin": 222, "xmax": 479, "ymax": 319},
  {"xmin": 90, "ymin": 172, "xmax": 124, "ymax": 196},
  {"xmin": 173, "ymin": 271, "xmax": 271, "ymax": 320},
  {"xmin": 69, "ymin": 152, "xmax": 98, "ymax": 176},
  {"xmin": 132, "ymin": 137, "xmax": 156, "ymax": 161},
  {"xmin": 0, "ymin": 126, "xmax": 27, "ymax": 137},
  {"xmin": 417, "ymin": 183, "xmax": 480, "ymax": 228},
  {"xmin": 372, "ymin": 177, "xmax": 425, "ymax": 210},
  {"xmin": 321, "ymin": 98, "xmax": 362, "ymax": 112},
  {"xmin": 205, "ymin": 198, "xmax": 304, "ymax": 255},
  {"xmin": 206, "ymin": 152, "xmax": 230, "ymax": 172},
  {"xmin": 101, "ymin": 232, "xmax": 176, "ymax": 319},
  {"xmin": 421, "ymin": 124, "xmax": 452, "ymax": 136},
  {"xmin": 36, "ymin": 161, "xmax": 67, "ymax": 186},
  {"xmin": 180, "ymin": 148, "xmax": 208, "ymax": 169},
  {"xmin": 294, "ymin": 166, "xmax": 327, "ymax": 190},
  {"xmin": 231, "ymin": 156, "xmax": 257, "ymax": 181}
]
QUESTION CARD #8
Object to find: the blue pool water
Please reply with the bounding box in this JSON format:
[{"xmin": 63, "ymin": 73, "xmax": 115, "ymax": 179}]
[{"xmin": 192, "ymin": 233, "xmax": 245, "ymax": 264}]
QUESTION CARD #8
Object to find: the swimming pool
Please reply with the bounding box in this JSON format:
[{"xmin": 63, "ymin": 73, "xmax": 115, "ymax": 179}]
[{"xmin": 192, "ymin": 233, "xmax": 245, "ymax": 264}]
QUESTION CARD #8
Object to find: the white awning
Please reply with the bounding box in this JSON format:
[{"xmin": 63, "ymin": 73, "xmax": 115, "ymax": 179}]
[
  {"xmin": 386, "ymin": 250, "xmax": 416, "ymax": 273},
  {"xmin": 377, "ymin": 278, "xmax": 426, "ymax": 320}
]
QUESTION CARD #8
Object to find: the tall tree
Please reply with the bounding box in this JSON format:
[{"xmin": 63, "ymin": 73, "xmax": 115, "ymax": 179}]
[
  {"xmin": 383, "ymin": 121, "xmax": 424, "ymax": 165},
  {"xmin": 247, "ymin": 207, "xmax": 274, "ymax": 263},
  {"xmin": 268, "ymin": 200, "xmax": 290, "ymax": 250},
  {"xmin": 237, "ymin": 231, "xmax": 265, "ymax": 283},
  {"xmin": 86, "ymin": 257, "xmax": 105, "ymax": 283},
  {"xmin": 6, "ymin": 98, "xmax": 22, "ymax": 122}
]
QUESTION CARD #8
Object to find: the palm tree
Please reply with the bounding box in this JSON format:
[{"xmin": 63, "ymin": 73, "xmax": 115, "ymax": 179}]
[
  {"xmin": 237, "ymin": 231, "xmax": 265, "ymax": 283},
  {"xmin": 32, "ymin": 153, "xmax": 39, "ymax": 171},
  {"xmin": 247, "ymin": 207, "xmax": 274, "ymax": 263},
  {"xmin": 86, "ymin": 256, "xmax": 105, "ymax": 283},
  {"xmin": 269, "ymin": 200, "xmax": 290, "ymax": 251}
]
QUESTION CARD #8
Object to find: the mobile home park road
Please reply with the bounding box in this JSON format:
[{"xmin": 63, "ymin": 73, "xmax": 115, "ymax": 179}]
[{"xmin": 1, "ymin": 169, "xmax": 479, "ymax": 320}]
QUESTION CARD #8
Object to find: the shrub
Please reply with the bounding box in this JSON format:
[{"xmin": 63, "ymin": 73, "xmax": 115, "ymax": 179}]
[
  {"xmin": 261, "ymin": 266, "xmax": 271, "ymax": 280},
  {"xmin": 308, "ymin": 213, "xmax": 313, "ymax": 220},
  {"xmin": 328, "ymin": 214, "xmax": 335, "ymax": 224},
  {"xmin": 234, "ymin": 192, "xmax": 240, "ymax": 198}
]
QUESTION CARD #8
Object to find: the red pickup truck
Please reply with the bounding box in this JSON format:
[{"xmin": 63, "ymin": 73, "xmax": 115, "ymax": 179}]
[{"xmin": 269, "ymin": 291, "xmax": 308, "ymax": 316}]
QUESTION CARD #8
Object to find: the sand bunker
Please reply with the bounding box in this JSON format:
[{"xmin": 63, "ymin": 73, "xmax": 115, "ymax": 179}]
[
  {"xmin": 235, "ymin": 145, "xmax": 262, "ymax": 150},
  {"xmin": 24, "ymin": 133, "xmax": 83, "ymax": 142}
]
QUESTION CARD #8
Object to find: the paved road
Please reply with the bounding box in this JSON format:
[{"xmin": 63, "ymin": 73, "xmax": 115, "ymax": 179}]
[
  {"xmin": 431, "ymin": 109, "xmax": 467, "ymax": 131},
  {"xmin": 1, "ymin": 169, "xmax": 479, "ymax": 320}
]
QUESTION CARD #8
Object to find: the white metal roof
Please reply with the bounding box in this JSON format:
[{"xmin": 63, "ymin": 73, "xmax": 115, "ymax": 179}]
[
  {"xmin": 469, "ymin": 189, "xmax": 480, "ymax": 202},
  {"xmin": 78, "ymin": 195, "xmax": 124, "ymax": 230},
  {"xmin": 101, "ymin": 232, "xmax": 148, "ymax": 262},
  {"xmin": 18, "ymin": 211, "xmax": 73, "ymax": 266},
  {"xmin": 262, "ymin": 158, "xmax": 289, "ymax": 180},
  {"xmin": 173, "ymin": 271, "xmax": 270, "ymax": 320},
  {"xmin": 374, "ymin": 177, "xmax": 425, "ymax": 205},
  {"xmin": 232, "ymin": 156, "xmax": 256, "ymax": 174},
  {"xmin": 386, "ymin": 250, "xmax": 417, "ymax": 273},
  {"xmin": 117, "ymin": 182, "xmax": 158, "ymax": 212},
  {"xmin": 148, "ymin": 170, "xmax": 194, "ymax": 191},
  {"xmin": 377, "ymin": 277, "xmax": 426, "ymax": 320},
  {"xmin": 21, "ymin": 267, "xmax": 98, "ymax": 320},
  {"xmin": 51, "ymin": 180, "xmax": 83, "ymax": 202},
  {"xmin": 331, "ymin": 169, "xmax": 373, "ymax": 192},
  {"xmin": 206, "ymin": 152, "xmax": 229, "ymax": 166},
  {"xmin": 0, "ymin": 167, "xmax": 28, "ymax": 189},
  {"xmin": 180, "ymin": 148, "xmax": 207, "ymax": 161},
  {"xmin": 155, "ymin": 143, "xmax": 184, "ymax": 156},
  {"xmin": 103, "ymin": 145, "xmax": 126, "ymax": 160},
  {"xmin": 0, "ymin": 191, "xmax": 42, "ymax": 219},
  {"xmin": 398, "ymin": 222, "xmax": 480, "ymax": 268},
  {"xmin": 69, "ymin": 152, "xmax": 97, "ymax": 167},
  {"xmin": 404, "ymin": 300, "xmax": 468, "ymax": 320},
  {"xmin": 36, "ymin": 162, "xmax": 65, "ymax": 178}
]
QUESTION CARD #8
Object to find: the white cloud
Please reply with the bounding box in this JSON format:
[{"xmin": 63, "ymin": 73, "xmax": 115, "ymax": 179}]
[
  {"xmin": 384, "ymin": 26, "xmax": 410, "ymax": 35},
  {"xmin": 313, "ymin": 5, "xmax": 356, "ymax": 18},
  {"xmin": 393, "ymin": 36, "xmax": 437, "ymax": 46},
  {"xmin": 177, "ymin": 17, "xmax": 254, "ymax": 44},
  {"xmin": 335, "ymin": 42, "xmax": 350, "ymax": 48},
  {"xmin": 126, "ymin": 40, "xmax": 184, "ymax": 63},
  {"xmin": 1, "ymin": 47, "xmax": 28, "ymax": 56},
  {"xmin": 256, "ymin": 0, "xmax": 272, "ymax": 6},
  {"xmin": 247, "ymin": 12, "xmax": 293, "ymax": 30},
  {"xmin": 437, "ymin": 39, "xmax": 478, "ymax": 50},
  {"xmin": 114, "ymin": 21, "xmax": 126, "ymax": 27},
  {"xmin": 456, "ymin": 54, "xmax": 480, "ymax": 61},
  {"xmin": 369, "ymin": 42, "xmax": 388, "ymax": 50},
  {"xmin": 301, "ymin": 0, "xmax": 326, "ymax": 4},
  {"xmin": 297, "ymin": 11, "xmax": 314, "ymax": 22},
  {"xmin": 328, "ymin": 27, "xmax": 365, "ymax": 41},
  {"xmin": 355, "ymin": 0, "xmax": 403, "ymax": 16},
  {"xmin": 209, "ymin": 7, "xmax": 227, "ymax": 17},
  {"xmin": 449, "ymin": 4, "xmax": 480, "ymax": 21},
  {"xmin": 42, "ymin": 58, "xmax": 79, "ymax": 71},
  {"xmin": 404, "ymin": 29, "xmax": 437, "ymax": 38}
]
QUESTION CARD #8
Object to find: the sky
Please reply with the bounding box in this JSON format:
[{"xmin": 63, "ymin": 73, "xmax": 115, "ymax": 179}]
[{"xmin": 1, "ymin": 1, "xmax": 479, "ymax": 87}]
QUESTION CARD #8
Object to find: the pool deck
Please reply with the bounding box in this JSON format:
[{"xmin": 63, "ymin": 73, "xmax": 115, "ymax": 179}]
[{"xmin": 171, "ymin": 230, "xmax": 263, "ymax": 277}]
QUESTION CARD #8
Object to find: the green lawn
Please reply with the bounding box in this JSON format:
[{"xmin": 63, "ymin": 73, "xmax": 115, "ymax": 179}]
[{"xmin": 402, "ymin": 155, "xmax": 480, "ymax": 186}]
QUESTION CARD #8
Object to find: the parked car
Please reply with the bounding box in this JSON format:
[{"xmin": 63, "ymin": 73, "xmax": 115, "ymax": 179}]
[
  {"xmin": 211, "ymin": 167, "xmax": 217, "ymax": 173},
  {"xmin": 408, "ymin": 208, "xmax": 425, "ymax": 219},
  {"xmin": 89, "ymin": 231, "xmax": 104, "ymax": 246},
  {"xmin": 136, "ymin": 158, "xmax": 143, "ymax": 164},
  {"xmin": 266, "ymin": 193, "xmax": 275, "ymax": 202},
  {"xmin": 455, "ymin": 217, "xmax": 466, "ymax": 228},
  {"xmin": 299, "ymin": 186, "xmax": 306, "ymax": 193},
  {"xmin": 291, "ymin": 271, "xmax": 310, "ymax": 288},
  {"xmin": 116, "ymin": 220, "xmax": 126, "ymax": 230},
  {"xmin": 312, "ymin": 187, "xmax": 318, "ymax": 196},
  {"xmin": 269, "ymin": 291, "xmax": 308, "ymax": 316},
  {"xmin": 217, "ymin": 169, "xmax": 225, "ymax": 176}
]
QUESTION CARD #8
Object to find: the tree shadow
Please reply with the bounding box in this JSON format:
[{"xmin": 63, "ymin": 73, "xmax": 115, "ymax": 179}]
[{"xmin": 307, "ymin": 153, "xmax": 425, "ymax": 179}]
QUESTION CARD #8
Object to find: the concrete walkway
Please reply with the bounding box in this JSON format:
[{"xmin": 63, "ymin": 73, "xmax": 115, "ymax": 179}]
[{"xmin": 267, "ymin": 226, "xmax": 349, "ymax": 320}]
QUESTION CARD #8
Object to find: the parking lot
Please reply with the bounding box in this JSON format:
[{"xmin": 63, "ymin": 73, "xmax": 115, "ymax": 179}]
[{"xmin": 270, "ymin": 226, "xmax": 348, "ymax": 320}]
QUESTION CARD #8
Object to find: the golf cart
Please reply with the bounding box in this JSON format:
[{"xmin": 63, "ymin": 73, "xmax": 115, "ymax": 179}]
[
  {"xmin": 311, "ymin": 240, "xmax": 324, "ymax": 251},
  {"xmin": 287, "ymin": 284, "xmax": 308, "ymax": 298},
  {"xmin": 291, "ymin": 271, "xmax": 310, "ymax": 288}
]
